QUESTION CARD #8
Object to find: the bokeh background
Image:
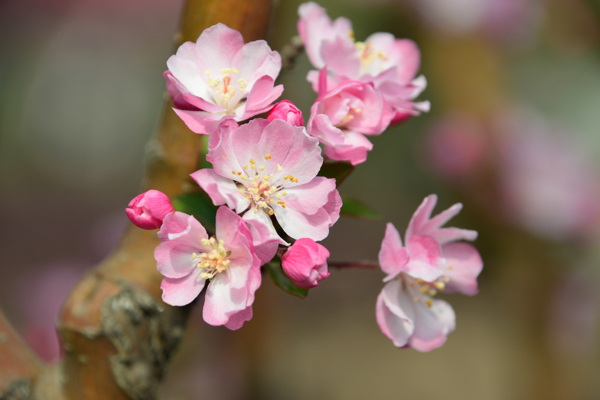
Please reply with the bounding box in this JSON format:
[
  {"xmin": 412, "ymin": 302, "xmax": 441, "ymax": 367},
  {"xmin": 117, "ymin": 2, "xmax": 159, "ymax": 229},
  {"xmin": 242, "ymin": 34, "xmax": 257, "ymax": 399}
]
[{"xmin": 2, "ymin": 0, "xmax": 600, "ymax": 398}]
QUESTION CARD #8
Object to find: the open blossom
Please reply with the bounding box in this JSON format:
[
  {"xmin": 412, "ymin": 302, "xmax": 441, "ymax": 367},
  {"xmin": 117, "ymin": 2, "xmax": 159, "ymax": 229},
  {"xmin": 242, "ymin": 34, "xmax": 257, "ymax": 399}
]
[
  {"xmin": 281, "ymin": 238, "xmax": 330, "ymax": 289},
  {"xmin": 307, "ymin": 69, "xmax": 394, "ymax": 165},
  {"xmin": 192, "ymin": 118, "xmax": 341, "ymax": 243},
  {"xmin": 165, "ymin": 23, "xmax": 283, "ymax": 135},
  {"xmin": 298, "ymin": 2, "xmax": 429, "ymax": 122},
  {"xmin": 376, "ymin": 195, "xmax": 482, "ymax": 351},
  {"xmin": 155, "ymin": 206, "xmax": 261, "ymax": 330},
  {"xmin": 267, "ymin": 100, "xmax": 304, "ymax": 126},
  {"xmin": 125, "ymin": 190, "xmax": 174, "ymax": 230}
]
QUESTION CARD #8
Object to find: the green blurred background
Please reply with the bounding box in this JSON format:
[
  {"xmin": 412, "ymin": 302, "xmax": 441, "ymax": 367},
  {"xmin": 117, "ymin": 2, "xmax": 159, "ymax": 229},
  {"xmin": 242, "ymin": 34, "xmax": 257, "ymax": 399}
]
[{"xmin": 2, "ymin": 0, "xmax": 600, "ymax": 398}]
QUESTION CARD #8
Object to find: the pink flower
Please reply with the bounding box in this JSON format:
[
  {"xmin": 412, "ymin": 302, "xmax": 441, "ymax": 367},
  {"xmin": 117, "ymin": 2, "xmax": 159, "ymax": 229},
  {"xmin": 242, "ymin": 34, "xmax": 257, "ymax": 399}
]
[
  {"xmin": 125, "ymin": 190, "xmax": 174, "ymax": 230},
  {"xmin": 267, "ymin": 100, "xmax": 304, "ymax": 126},
  {"xmin": 191, "ymin": 118, "xmax": 341, "ymax": 243},
  {"xmin": 281, "ymin": 238, "xmax": 330, "ymax": 289},
  {"xmin": 376, "ymin": 195, "xmax": 482, "ymax": 351},
  {"xmin": 165, "ymin": 23, "xmax": 283, "ymax": 135},
  {"xmin": 155, "ymin": 206, "xmax": 261, "ymax": 330},
  {"xmin": 298, "ymin": 2, "xmax": 429, "ymax": 122},
  {"xmin": 307, "ymin": 69, "xmax": 394, "ymax": 165}
]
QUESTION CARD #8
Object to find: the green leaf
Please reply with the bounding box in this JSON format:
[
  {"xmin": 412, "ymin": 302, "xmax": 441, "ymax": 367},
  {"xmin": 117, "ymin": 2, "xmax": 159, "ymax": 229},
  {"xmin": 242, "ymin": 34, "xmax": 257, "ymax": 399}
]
[
  {"xmin": 265, "ymin": 259, "xmax": 309, "ymax": 298},
  {"xmin": 172, "ymin": 192, "xmax": 217, "ymax": 233},
  {"xmin": 318, "ymin": 161, "xmax": 354, "ymax": 187},
  {"xmin": 340, "ymin": 195, "xmax": 380, "ymax": 220}
]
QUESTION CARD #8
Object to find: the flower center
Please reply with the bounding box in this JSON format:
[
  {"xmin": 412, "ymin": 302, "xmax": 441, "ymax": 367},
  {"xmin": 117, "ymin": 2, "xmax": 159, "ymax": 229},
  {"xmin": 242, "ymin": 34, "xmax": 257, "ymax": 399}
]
[
  {"xmin": 204, "ymin": 67, "xmax": 249, "ymax": 113},
  {"xmin": 337, "ymin": 106, "xmax": 362, "ymax": 127},
  {"xmin": 405, "ymin": 274, "xmax": 450, "ymax": 308},
  {"xmin": 192, "ymin": 237, "xmax": 231, "ymax": 280},
  {"xmin": 356, "ymin": 41, "xmax": 387, "ymax": 66},
  {"xmin": 230, "ymin": 155, "xmax": 297, "ymax": 215}
]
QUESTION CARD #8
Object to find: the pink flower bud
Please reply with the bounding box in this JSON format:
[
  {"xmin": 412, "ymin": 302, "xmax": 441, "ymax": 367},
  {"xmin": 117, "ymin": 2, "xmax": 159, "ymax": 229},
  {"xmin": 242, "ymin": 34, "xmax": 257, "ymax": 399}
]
[
  {"xmin": 281, "ymin": 238, "xmax": 330, "ymax": 289},
  {"xmin": 267, "ymin": 100, "xmax": 304, "ymax": 126},
  {"xmin": 125, "ymin": 190, "xmax": 174, "ymax": 230}
]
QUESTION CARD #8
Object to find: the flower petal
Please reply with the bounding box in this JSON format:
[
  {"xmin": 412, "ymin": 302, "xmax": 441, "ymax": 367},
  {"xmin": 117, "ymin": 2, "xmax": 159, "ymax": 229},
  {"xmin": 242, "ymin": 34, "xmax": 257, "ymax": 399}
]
[
  {"xmin": 376, "ymin": 279, "xmax": 415, "ymax": 347},
  {"xmin": 442, "ymin": 242, "xmax": 483, "ymax": 295},
  {"xmin": 404, "ymin": 234, "xmax": 445, "ymax": 282},
  {"xmin": 378, "ymin": 223, "xmax": 409, "ymax": 281},
  {"xmin": 160, "ymin": 270, "xmax": 206, "ymax": 306},
  {"xmin": 408, "ymin": 298, "xmax": 456, "ymax": 352},
  {"xmin": 191, "ymin": 169, "xmax": 251, "ymax": 213}
]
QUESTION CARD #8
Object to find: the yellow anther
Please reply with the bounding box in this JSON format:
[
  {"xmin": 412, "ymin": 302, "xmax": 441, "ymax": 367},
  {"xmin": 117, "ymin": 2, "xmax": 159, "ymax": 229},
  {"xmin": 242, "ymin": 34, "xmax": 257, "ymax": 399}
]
[
  {"xmin": 413, "ymin": 297, "xmax": 419, "ymax": 302},
  {"xmin": 354, "ymin": 108, "xmax": 362, "ymax": 113},
  {"xmin": 253, "ymin": 209, "xmax": 258, "ymax": 214},
  {"xmin": 220, "ymin": 67, "xmax": 231, "ymax": 75},
  {"xmin": 348, "ymin": 30, "xmax": 355, "ymax": 41},
  {"xmin": 231, "ymin": 67, "xmax": 239, "ymax": 74},
  {"xmin": 205, "ymin": 70, "xmax": 212, "ymax": 76},
  {"xmin": 232, "ymin": 170, "xmax": 237, "ymax": 174},
  {"xmin": 258, "ymin": 166, "xmax": 265, "ymax": 171},
  {"xmin": 268, "ymin": 209, "xmax": 274, "ymax": 215},
  {"xmin": 426, "ymin": 299, "xmax": 433, "ymax": 308},
  {"xmin": 265, "ymin": 154, "xmax": 272, "ymax": 160},
  {"xmin": 243, "ymin": 165, "xmax": 248, "ymax": 169},
  {"xmin": 276, "ymin": 164, "xmax": 283, "ymax": 171},
  {"xmin": 269, "ymin": 198, "xmax": 274, "ymax": 203},
  {"xmin": 435, "ymin": 281, "xmax": 445, "ymax": 290}
]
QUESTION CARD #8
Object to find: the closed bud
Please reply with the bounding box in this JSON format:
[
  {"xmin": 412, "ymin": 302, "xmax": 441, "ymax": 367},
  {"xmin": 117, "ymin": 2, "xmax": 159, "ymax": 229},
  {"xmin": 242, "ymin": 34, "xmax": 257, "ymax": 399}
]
[
  {"xmin": 267, "ymin": 100, "xmax": 304, "ymax": 126},
  {"xmin": 125, "ymin": 190, "xmax": 174, "ymax": 230},
  {"xmin": 281, "ymin": 238, "xmax": 330, "ymax": 289}
]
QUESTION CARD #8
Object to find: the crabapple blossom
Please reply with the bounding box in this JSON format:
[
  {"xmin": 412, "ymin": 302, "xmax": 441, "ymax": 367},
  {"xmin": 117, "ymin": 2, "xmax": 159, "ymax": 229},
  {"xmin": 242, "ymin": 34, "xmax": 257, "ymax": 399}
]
[
  {"xmin": 298, "ymin": 2, "xmax": 430, "ymax": 122},
  {"xmin": 191, "ymin": 118, "xmax": 341, "ymax": 243},
  {"xmin": 165, "ymin": 23, "xmax": 283, "ymax": 135},
  {"xmin": 125, "ymin": 190, "xmax": 174, "ymax": 230},
  {"xmin": 155, "ymin": 206, "xmax": 261, "ymax": 330},
  {"xmin": 267, "ymin": 100, "xmax": 304, "ymax": 126},
  {"xmin": 376, "ymin": 195, "xmax": 482, "ymax": 351},
  {"xmin": 307, "ymin": 69, "xmax": 394, "ymax": 165},
  {"xmin": 281, "ymin": 238, "xmax": 330, "ymax": 289}
]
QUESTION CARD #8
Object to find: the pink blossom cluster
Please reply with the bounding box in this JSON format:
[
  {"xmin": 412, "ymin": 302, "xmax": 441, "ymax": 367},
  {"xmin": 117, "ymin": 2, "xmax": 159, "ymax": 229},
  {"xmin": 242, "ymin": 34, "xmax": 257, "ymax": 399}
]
[
  {"xmin": 299, "ymin": 2, "xmax": 430, "ymax": 165},
  {"xmin": 123, "ymin": 3, "xmax": 482, "ymax": 351}
]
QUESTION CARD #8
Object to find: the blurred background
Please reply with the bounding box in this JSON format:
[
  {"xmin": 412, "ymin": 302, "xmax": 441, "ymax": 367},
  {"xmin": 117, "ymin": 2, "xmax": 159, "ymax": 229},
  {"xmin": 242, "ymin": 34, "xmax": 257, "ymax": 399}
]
[{"xmin": 1, "ymin": 0, "xmax": 600, "ymax": 398}]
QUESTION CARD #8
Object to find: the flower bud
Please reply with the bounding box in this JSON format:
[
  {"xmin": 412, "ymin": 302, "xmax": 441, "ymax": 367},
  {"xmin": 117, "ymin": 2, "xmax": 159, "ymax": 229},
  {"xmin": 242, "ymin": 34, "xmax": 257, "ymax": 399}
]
[
  {"xmin": 125, "ymin": 190, "xmax": 174, "ymax": 230},
  {"xmin": 267, "ymin": 100, "xmax": 304, "ymax": 126},
  {"xmin": 281, "ymin": 238, "xmax": 330, "ymax": 289}
]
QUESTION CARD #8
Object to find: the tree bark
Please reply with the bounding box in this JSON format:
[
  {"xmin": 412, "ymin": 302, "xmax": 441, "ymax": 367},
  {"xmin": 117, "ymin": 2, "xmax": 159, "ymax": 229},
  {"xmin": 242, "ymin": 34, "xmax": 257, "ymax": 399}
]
[{"xmin": 0, "ymin": 0, "xmax": 273, "ymax": 398}]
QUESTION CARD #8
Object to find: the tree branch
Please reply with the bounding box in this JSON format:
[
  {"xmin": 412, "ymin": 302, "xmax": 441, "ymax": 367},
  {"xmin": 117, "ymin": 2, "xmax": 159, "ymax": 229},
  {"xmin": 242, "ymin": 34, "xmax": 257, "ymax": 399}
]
[
  {"xmin": 0, "ymin": 0, "xmax": 273, "ymax": 399},
  {"xmin": 0, "ymin": 308, "xmax": 44, "ymax": 398}
]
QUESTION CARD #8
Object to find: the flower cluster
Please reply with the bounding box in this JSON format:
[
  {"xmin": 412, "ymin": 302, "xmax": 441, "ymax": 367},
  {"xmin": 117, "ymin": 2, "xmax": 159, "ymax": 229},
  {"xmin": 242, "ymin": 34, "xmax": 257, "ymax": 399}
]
[{"xmin": 124, "ymin": 2, "xmax": 481, "ymax": 351}]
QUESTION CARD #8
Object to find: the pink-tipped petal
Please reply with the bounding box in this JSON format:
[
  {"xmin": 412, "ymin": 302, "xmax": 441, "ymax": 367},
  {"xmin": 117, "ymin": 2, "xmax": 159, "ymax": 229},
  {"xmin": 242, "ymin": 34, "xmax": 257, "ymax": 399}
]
[
  {"xmin": 377, "ymin": 279, "xmax": 416, "ymax": 347},
  {"xmin": 224, "ymin": 306, "xmax": 253, "ymax": 330},
  {"xmin": 160, "ymin": 270, "xmax": 206, "ymax": 306},
  {"xmin": 406, "ymin": 195, "xmax": 438, "ymax": 239},
  {"xmin": 191, "ymin": 169, "xmax": 251, "ymax": 213},
  {"xmin": 379, "ymin": 223, "xmax": 409, "ymax": 281},
  {"xmin": 404, "ymin": 234, "xmax": 445, "ymax": 282},
  {"xmin": 442, "ymin": 242, "xmax": 483, "ymax": 295},
  {"xmin": 408, "ymin": 298, "xmax": 456, "ymax": 352}
]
